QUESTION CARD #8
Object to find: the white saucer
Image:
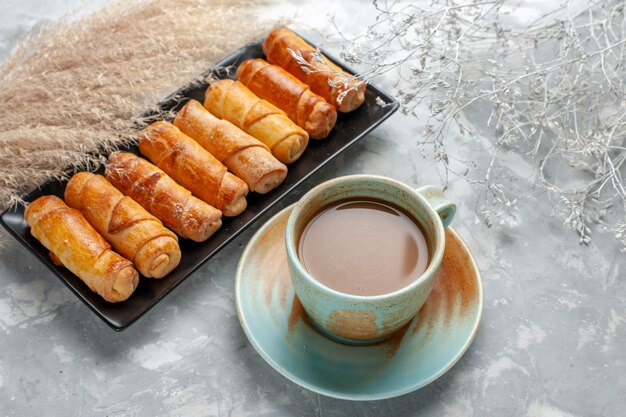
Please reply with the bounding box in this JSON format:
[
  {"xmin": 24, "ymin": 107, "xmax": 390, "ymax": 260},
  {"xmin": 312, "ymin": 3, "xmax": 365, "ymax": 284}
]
[{"xmin": 235, "ymin": 205, "xmax": 483, "ymax": 400}]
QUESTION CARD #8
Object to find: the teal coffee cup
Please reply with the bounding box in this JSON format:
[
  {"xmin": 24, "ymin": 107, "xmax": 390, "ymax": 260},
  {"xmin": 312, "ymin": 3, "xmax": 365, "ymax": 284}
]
[{"xmin": 285, "ymin": 175, "xmax": 456, "ymax": 344}]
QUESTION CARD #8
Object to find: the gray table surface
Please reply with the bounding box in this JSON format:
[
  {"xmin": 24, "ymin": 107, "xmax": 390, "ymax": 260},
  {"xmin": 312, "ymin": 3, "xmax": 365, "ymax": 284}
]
[{"xmin": 1, "ymin": 1, "xmax": 624, "ymax": 416}]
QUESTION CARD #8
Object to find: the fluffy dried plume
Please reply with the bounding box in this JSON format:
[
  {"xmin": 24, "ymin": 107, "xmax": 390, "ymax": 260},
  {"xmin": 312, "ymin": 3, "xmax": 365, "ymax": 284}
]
[{"xmin": 0, "ymin": 0, "xmax": 277, "ymax": 214}]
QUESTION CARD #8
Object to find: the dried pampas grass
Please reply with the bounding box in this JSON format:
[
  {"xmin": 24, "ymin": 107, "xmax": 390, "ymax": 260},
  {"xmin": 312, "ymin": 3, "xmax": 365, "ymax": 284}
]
[{"xmin": 0, "ymin": 0, "xmax": 277, "ymax": 217}]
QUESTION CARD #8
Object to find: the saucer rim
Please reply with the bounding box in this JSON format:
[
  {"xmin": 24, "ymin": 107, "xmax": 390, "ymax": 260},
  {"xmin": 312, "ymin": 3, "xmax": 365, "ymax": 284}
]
[{"xmin": 235, "ymin": 204, "xmax": 484, "ymax": 401}]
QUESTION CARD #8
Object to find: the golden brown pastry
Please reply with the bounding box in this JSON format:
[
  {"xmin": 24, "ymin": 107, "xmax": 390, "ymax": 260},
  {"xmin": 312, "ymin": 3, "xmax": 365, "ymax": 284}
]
[
  {"xmin": 138, "ymin": 121, "xmax": 249, "ymax": 216},
  {"xmin": 24, "ymin": 195, "xmax": 139, "ymax": 302},
  {"xmin": 237, "ymin": 58, "xmax": 337, "ymax": 139},
  {"xmin": 204, "ymin": 79, "xmax": 309, "ymax": 164},
  {"xmin": 174, "ymin": 99, "xmax": 288, "ymax": 194},
  {"xmin": 65, "ymin": 172, "xmax": 181, "ymax": 279},
  {"xmin": 263, "ymin": 27, "xmax": 366, "ymax": 113},
  {"xmin": 105, "ymin": 152, "xmax": 222, "ymax": 242}
]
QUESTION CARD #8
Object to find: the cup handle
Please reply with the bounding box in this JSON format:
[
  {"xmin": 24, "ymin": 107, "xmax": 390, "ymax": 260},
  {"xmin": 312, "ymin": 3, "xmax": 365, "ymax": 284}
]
[{"xmin": 416, "ymin": 185, "xmax": 456, "ymax": 228}]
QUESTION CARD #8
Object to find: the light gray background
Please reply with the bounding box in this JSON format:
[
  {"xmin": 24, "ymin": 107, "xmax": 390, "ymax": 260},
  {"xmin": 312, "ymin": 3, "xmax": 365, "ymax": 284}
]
[{"xmin": 0, "ymin": 1, "xmax": 624, "ymax": 416}]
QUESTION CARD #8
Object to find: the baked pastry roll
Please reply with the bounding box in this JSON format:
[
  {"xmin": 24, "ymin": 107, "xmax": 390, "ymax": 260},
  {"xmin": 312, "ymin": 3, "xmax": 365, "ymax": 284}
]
[
  {"xmin": 24, "ymin": 195, "xmax": 139, "ymax": 302},
  {"xmin": 237, "ymin": 58, "xmax": 337, "ymax": 139},
  {"xmin": 174, "ymin": 99, "xmax": 288, "ymax": 194},
  {"xmin": 106, "ymin": 152, "xmax": 222, "ymax": 242},
  {"xmin": 138, "ymin": 121, "xmax": 249, "ymax": 216},
  {"xmin": 204, "ymin": 79, "xmax": 309, "ymax": 164},
  {"xmin": 263, "ymin": 27, "xmax": 366, "ymax": 113},
  {"xmin": 65, "ymin": 172, "xmax": 181, "ymax": 279}
]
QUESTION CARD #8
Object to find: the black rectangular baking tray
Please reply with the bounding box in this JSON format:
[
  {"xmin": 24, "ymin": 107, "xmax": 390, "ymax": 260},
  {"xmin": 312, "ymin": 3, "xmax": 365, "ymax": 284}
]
[{"xmin": 0, "ymin": 32, "xmax": 399, "ymax": 330}]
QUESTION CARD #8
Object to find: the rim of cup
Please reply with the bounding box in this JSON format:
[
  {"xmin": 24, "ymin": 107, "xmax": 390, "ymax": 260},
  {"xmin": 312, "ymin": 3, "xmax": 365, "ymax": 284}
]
[{"xmin": 285, "ymin": 174, "xmax": 447, "ymax": 302}]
